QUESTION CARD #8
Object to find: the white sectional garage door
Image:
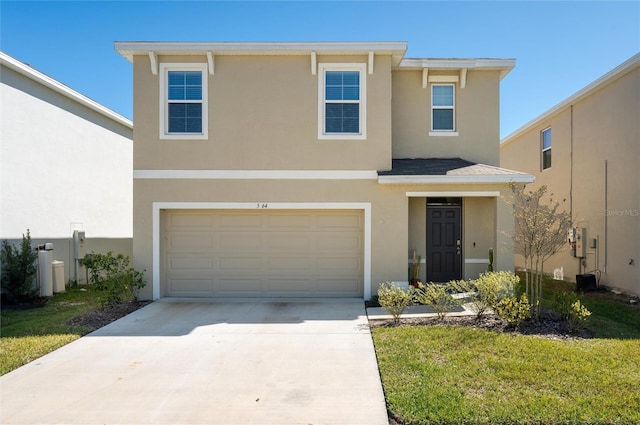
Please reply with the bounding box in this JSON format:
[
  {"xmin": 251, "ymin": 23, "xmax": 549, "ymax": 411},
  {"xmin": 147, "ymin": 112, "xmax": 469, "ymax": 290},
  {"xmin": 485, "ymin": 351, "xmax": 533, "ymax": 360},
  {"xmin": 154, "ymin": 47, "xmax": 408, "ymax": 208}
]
[{"xmin": 163, "ymin": 210, "xmax": 364, "ymax": 297}]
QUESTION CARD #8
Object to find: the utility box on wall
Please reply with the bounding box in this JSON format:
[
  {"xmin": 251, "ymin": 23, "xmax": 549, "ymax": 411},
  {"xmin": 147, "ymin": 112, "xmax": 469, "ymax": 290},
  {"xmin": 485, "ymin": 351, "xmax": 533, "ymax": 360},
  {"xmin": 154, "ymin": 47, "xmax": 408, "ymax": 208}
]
[{"xmin": 567, "ymin": 227, "xmax": 587, "ymax": 258}]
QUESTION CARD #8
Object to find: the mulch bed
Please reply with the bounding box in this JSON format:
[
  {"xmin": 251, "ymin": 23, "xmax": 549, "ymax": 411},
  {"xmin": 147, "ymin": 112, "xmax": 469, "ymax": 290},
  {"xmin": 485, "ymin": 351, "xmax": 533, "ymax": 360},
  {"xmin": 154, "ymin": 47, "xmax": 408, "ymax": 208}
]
[
  {"xmin": 368, "ymin": 311, "xmax": 595, "ymax": 340},
  {"xmin": 66, "ymin": 301, "xmax": 151, "ymax": 331}
]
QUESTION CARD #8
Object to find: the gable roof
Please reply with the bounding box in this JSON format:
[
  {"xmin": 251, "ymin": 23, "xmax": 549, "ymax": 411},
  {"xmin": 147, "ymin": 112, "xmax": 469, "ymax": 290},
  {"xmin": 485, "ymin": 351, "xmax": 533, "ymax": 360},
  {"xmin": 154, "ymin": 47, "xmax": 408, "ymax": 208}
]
[
  {"xmin": 0, "ymin": 51, "xmax": 132, "ymax": 129},
  {"xmin": 501, "ymin": 53, "xmax": 640, "ymax": 146},
  {"xmin": 378, "ymin": 158, "xmax": 534, "ymax": 184}
]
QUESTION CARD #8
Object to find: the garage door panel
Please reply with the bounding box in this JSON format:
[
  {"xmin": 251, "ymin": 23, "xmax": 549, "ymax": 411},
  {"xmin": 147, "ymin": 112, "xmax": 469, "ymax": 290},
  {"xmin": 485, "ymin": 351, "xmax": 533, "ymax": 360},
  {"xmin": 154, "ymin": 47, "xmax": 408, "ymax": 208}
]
[
  {"xmin": 267, "ymin": 234, "xmax": 311, "ymax": 250},
  {"xmin": 317, "ymin": 257, "xmax": 361, "ymax": 271},
  {"xmin": 268, "ymin": 214, "xmax": 312, "ymax": 228},
  {"xmin": 219, "ymin": 256, "xmax": 264, "ymax": 270},
  {"xmin": 169, "ymin": 234, "xmax": 213, "ymax": 249},
  {"xmin": 316, "ymin": 214, "xmax": 362, "ymax": 229},
  {"xmin": 169, "ymin": 213, "xmax": 214, "ymax": 228},
  {"xmin": 164, "ymin": 210, "xmax": 363, "ymax": 297},
  {"xmin": 219, "ymin": 213, "xmax": 263, "ymax": 229},
  {"xmin": 268, "ymin": 257, "xmax": 312, "ymax": 270},
  {"xmin": 218, "ymin": 278, "xmax": 262, "ymax": 293},
  {"xmin": 169, "ymin": 256, "xmax": 213, "ymax": 270},
  {"xmin": 219, "ymin": 233, "xmax": 263, "ymax": 250},
  {"xmin": 316, "ymin": 233, "xmax": 361, "ymax": 251},
  {"xmin": 168, "ymin": 278, "xmax": 214, "ymax": 295}
]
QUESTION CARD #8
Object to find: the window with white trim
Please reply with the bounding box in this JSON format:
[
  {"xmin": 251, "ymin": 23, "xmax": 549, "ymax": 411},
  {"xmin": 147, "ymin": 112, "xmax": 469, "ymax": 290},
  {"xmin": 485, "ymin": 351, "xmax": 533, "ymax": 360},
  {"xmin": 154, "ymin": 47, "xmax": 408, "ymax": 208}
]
[
  {"xmin": 431, "ymin": 84, "xmax": 455, "ymax": 132},
  {"xmin": 541, "ymin": 127, "xmax": 552, "ymax": 170},
  {"xmin": 159, "ymin": 63, "xmax": 208, "ymax": 139},
  {"xmin": 318, "ymin": 63, "xmax": 366, "ymax": 139}
]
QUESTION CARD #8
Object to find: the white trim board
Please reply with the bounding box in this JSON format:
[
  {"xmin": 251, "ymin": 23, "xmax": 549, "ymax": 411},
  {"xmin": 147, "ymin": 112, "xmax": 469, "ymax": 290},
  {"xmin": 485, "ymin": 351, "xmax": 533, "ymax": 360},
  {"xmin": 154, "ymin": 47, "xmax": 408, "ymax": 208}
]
[
  {"xmin": 406, "ymin": 191, "xmax": 501, "ymax": 197},
  {"xmin": 135, "ymin": 170, "xmax": 378, "ymax": 180},
  {"xmin": 151, "ymin": 202, "xmax": 372, "ymax": 300}
]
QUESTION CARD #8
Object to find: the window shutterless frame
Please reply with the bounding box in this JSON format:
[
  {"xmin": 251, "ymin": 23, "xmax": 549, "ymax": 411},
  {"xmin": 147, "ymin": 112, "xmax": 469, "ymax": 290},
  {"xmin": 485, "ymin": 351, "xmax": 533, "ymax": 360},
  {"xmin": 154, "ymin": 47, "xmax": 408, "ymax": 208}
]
[
  {"xmin": 159, "ymin": 63, "xmax": 208, "ymax": 140},
  {"xmin": 318, "ymin": 63, "xmax": 367, "ymax": 140},
  {"xmin": 541, "ymin": 127, "xmax": 552, "ymax": 170},
  {"xmin": 431, "ymin": 84, "xmax": 455, "ymax": 132}
]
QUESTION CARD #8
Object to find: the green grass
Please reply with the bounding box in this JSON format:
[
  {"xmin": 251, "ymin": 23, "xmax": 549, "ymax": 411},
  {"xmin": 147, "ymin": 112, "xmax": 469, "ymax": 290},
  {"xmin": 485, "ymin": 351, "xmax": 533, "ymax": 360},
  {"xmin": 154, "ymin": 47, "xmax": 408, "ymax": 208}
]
[
  {"xmin": 1, "ymin": 287, "xmax": 101, "ymax": 375},
  {"xmin": 373, "ymin": 275, "xmax": 640, "ymax": 424},
  {"xmin": 374, "ymin": 326, "xmax": 640, "ymax": 425}
]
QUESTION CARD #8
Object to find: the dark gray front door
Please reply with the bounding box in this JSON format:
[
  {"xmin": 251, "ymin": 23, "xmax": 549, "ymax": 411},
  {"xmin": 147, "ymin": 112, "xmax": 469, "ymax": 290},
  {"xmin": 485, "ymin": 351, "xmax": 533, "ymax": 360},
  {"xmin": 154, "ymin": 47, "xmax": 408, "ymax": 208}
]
[{"xmin": 426, "ymin": 205, "xmax": 462, "ymax": 282}]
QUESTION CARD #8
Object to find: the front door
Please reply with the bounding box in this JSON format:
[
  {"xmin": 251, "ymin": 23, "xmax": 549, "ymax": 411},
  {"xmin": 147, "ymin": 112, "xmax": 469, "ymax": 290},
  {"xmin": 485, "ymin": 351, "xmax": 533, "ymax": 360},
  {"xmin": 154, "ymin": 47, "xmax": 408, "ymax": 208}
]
[{"xmin": 426, "ymin": 200, "xmax": 462, "ymax": 282}]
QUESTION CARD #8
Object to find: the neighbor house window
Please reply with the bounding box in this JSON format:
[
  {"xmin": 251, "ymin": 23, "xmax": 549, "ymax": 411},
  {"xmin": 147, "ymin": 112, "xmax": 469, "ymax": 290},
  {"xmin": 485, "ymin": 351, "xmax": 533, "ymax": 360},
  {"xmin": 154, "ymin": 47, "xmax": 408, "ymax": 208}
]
[
  {"xmin": 159, "ymin": 63, "xmax": 208, "ymax": 139},
  {"xmin": 318, "ymin": 63, "xmax": 366, "ymax": 139},
  {"xmin": 541, "ymin": 127, "xmax": 552, "ymax": 170},
  {"xmin": 431, "ymin": 84, "xmax": 455, "ymax": 132}
]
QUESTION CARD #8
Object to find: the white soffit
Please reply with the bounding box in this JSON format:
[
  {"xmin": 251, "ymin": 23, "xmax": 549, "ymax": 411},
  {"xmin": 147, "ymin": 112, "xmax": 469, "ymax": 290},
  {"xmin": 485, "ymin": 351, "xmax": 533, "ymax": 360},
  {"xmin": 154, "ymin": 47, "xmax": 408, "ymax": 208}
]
[
  {"xmin": 115, "ymin": 41, "xmax": 408, "ymax": 67},
  {"xmin": 400, "ymin": 58, "xmax": 516, "ymax": 80}
]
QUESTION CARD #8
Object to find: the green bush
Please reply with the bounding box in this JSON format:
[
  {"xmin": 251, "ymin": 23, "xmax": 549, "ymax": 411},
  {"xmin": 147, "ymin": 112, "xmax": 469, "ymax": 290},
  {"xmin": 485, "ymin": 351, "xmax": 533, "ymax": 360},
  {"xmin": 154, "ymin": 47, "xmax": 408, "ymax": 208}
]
[
  {"xmin": 552, "ymin": 291, "xmax": 579, "ymax": 321},
  {"xmin": 413, "ymin": 282, "xmax": 459, "ymax": 321},
  {"xmin": 495, "ymin": 294, "xmax": 531, "ymax": 328},
  {"xmin": 568, "ymin": 300, "xmax": 591, "ymax": 333},
  {"xmin": 457, "ymin": 271, "xmax": 519, "ymax": 319},
  {"xmin": 377, "ymin": 282, "xmax": 412, "ymax": 325},
  {"xmin": 81, "ymin": 252, "xmax": 146, "ymax": 308},
  {"xmin": 1, "ymin": 230, "xmax": 38, "ymax": 304}
]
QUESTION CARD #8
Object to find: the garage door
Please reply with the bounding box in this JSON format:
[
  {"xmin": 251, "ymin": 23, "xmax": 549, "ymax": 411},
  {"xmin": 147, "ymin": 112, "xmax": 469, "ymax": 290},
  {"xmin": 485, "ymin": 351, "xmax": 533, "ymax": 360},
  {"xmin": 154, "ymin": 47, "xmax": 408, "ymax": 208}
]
[{"xmin": 163, "ymin": 210, "xmax": 364, "ymax": 297}]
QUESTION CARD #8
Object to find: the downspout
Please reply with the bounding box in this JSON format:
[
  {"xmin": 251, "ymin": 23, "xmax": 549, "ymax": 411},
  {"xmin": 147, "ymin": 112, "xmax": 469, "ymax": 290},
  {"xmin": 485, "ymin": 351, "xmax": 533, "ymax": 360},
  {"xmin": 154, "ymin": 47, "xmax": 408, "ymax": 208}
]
[
  {"xmin": 570, "ymin": 105, "xmax": 574, "ymax": 221},
  {"xmin": 603, "ymin": 160, "xmax": 608, "ymax": 273}
]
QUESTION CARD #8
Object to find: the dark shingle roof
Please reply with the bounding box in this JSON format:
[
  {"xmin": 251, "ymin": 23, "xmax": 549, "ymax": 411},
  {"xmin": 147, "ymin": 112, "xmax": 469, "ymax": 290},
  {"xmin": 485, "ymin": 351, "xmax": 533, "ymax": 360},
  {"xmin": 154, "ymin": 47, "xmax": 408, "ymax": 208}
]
[{"xmin": 378, "ymin": 158, "xmax": 476, "ymax": 176}]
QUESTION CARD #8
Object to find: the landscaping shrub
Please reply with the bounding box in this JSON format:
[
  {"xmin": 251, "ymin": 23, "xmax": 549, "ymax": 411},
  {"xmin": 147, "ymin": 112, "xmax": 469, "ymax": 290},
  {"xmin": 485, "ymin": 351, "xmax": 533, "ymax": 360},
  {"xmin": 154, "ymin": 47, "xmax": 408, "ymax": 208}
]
[
  {"xmin": 495, "ymin": 294, "xmax": 531, "ymax": 328},
  {"xmin": 552, "ymin": 291, "xmax": 580, "ymax": 321},
  {"xmin": 456, "ymin": 271, "xmax": 519, "ymax": 319},
  {"xmin": 377, "ymin": 282, "xmax": 412, "ymax": 324},
  {"xmin": 568, "ymin": 300, "xmax": 591, "ymax": 333},
  {"xmin": 80, "ymin": 252, "xmax": 146, "ymax": 307},
  {"xmin": 413, "ymin": 282, "xmax": 459, "ymax": 320},
  {"xmin": 1, "ymin": 230, "xmax": 38, "ymax": 304}
]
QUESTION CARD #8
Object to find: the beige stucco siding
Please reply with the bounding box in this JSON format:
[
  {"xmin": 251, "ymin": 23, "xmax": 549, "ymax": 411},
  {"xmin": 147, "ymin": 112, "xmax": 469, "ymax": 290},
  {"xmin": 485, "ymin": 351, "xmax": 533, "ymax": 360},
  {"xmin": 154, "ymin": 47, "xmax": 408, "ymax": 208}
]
[
  {"xmin": 133, "ymin": 178, "xmax": 409, "ymax": 300},
  {"xmin": 392, "ymin": 70, "xmax": 501, "ymax": 165},
  {"xmin": 133, "ymin": 54, "xmax": 392, "ymax": 171},
  {"xmin": 501, "ymin": 61, "xmax": 639, "ymax": 295}
]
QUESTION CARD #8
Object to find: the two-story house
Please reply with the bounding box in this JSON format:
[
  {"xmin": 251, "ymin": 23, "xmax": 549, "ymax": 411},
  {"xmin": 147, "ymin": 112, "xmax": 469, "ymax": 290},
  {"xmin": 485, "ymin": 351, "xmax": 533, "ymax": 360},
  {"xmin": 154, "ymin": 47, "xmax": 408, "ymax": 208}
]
[
  {"xmin": 115, "ymin": 41, "xmax": 533, "ymax": 300},
  {"xmin": 501, "ymin": 54, "xmax": 639, "ymax": 296}
]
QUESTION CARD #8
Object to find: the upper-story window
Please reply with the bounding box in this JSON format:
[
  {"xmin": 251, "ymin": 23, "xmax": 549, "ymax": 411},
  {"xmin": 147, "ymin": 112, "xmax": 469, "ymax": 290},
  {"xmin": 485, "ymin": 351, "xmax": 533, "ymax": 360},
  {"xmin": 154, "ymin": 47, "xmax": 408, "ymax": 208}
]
[
  {"xmin": 159, "ymin": 63, "xmax": 208, "ymax": 140},
  {"xmin": 541, "ymin": 127, "xmax": 552, "ymax": 170},
  {"xmin": 431, "ymin": 84, "xmax": 455, "ymax": 133},
  {"xmin": 318, "ymin": 63, "xmax": 367, "ymax": 140}
]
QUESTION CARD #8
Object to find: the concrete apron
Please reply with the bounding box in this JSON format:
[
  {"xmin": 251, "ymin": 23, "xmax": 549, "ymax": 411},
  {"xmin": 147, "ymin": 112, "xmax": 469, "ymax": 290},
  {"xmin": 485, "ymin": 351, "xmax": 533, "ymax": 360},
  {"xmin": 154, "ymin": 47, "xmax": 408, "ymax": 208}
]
[{"xmin": 1, "ymin": 299, "xmax": 388, "ymax": 425}]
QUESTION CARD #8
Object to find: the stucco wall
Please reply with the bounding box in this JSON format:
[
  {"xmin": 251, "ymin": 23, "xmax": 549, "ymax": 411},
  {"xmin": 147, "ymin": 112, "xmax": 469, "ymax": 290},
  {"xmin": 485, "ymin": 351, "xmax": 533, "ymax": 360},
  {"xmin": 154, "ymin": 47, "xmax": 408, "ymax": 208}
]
[
  {"xmin": 501, "ymin": 63, "xmax": 639, "ymax": 295},
  {"xmin": 392, "ymin": 70, "xmax": 501, "ymax": 165},
  {"xmin": 0, "ymin": 65, "xmax": 133, "ymax": 239},
  {"xmin": 132, "ymin": 54, "xmax": 392, "ymax": 172}
]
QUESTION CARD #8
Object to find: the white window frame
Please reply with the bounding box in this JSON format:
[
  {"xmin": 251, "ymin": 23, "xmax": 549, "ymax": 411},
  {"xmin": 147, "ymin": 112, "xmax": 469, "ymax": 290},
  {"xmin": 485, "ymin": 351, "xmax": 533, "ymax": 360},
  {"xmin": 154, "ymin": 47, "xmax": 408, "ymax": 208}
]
[
  {"xmin": 429, "ymin": 83, "xmax": 458, "ymax": 136},
  {"xmin": 317, "ymin": 63, "xmax": 367, "ymax": 140},
  {"xmin": 541, "ymin": 127, "xmax": 552, "ymax": 170},
  {"xmin": 159, "ymin": 62, "xmax": 208, "ymax": 140}
]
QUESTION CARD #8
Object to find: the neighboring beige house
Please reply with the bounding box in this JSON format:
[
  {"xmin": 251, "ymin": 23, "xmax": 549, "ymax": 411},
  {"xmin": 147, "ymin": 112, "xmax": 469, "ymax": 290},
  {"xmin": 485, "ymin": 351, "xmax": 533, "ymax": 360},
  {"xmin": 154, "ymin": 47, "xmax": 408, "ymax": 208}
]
[
  {"xmin": 0, "ymin": 51, "xmax": 133, "ymax": 285},
  {"xmin": 501, "ymin": 53, "xmax": 639, "ymax": 296},
  {"xmin": 115, "ymin": 41, "xmax": 533, "ymax": 300}
]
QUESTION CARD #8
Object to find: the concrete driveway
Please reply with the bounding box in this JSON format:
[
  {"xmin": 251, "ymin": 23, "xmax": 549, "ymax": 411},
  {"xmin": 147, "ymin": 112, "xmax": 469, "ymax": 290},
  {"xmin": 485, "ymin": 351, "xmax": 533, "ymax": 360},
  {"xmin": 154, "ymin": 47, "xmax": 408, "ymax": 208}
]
[{"xmin": 1, "ymin": 298, "xmax": 388, "ymax": 425}]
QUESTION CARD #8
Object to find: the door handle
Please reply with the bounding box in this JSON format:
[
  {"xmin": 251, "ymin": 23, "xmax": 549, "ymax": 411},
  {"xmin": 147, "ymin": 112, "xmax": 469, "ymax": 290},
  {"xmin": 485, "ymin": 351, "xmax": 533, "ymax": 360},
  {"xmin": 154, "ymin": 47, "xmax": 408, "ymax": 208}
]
[{"xmin": 456, "ymin": 239, "xmax": 461, "ymax": 255}]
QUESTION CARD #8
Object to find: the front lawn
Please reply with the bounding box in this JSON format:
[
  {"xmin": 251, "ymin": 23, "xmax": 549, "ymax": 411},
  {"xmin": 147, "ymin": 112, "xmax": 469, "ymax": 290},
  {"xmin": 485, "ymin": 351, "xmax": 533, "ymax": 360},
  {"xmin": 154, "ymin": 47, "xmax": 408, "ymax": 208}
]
[
  {"xmin": 372, "ymin": 277, "xmax": 640, "ymax": 424},
  {"xmin": 1, "ymin": 287, "xmax": 144, "ymax": 375}
]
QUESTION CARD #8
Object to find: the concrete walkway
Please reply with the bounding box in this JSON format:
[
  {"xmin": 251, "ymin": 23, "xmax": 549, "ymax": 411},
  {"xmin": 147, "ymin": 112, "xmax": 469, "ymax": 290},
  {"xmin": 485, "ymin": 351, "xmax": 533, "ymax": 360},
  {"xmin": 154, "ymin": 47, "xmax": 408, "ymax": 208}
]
[{"xmin": 1, "ymin": 299, "xmax": 388, "ymax": 425}]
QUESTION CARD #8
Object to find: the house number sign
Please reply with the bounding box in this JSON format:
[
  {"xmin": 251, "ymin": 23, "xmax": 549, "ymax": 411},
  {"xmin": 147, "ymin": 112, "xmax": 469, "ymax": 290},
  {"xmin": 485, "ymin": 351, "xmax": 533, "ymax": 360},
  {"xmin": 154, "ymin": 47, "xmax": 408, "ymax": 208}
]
[{"xmin": 256, "ymin": 203, "xmax": 269, "ymax": 209}]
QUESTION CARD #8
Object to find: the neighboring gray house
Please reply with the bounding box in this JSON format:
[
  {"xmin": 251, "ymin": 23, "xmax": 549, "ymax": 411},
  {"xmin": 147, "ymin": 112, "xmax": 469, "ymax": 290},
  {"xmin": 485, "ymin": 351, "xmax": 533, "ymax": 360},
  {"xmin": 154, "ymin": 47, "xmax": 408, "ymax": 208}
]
[{"xmin": 1, "ymin": 51, "xmax": 133, "ymax": 285}]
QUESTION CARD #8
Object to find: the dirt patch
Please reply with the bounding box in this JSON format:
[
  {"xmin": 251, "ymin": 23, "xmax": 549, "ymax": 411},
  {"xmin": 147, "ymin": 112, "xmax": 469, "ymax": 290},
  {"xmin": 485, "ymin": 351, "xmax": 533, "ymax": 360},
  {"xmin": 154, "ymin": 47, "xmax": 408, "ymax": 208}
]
[
  {"xmin": 67, "ymin": 301, "xmax": 151, "ymax": 331},
  {"xmin": 369, "ymin": 311, "xmax": 594, "ymax": 340}
]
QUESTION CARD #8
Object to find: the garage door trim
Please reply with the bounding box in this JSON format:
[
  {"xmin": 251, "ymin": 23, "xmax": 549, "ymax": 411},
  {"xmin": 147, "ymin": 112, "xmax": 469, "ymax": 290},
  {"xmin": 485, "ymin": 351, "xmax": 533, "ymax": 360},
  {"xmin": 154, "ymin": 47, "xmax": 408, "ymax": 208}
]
[{"xmin": 152, "ymin": 202, "xmax": 372, "ymax": 300}]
